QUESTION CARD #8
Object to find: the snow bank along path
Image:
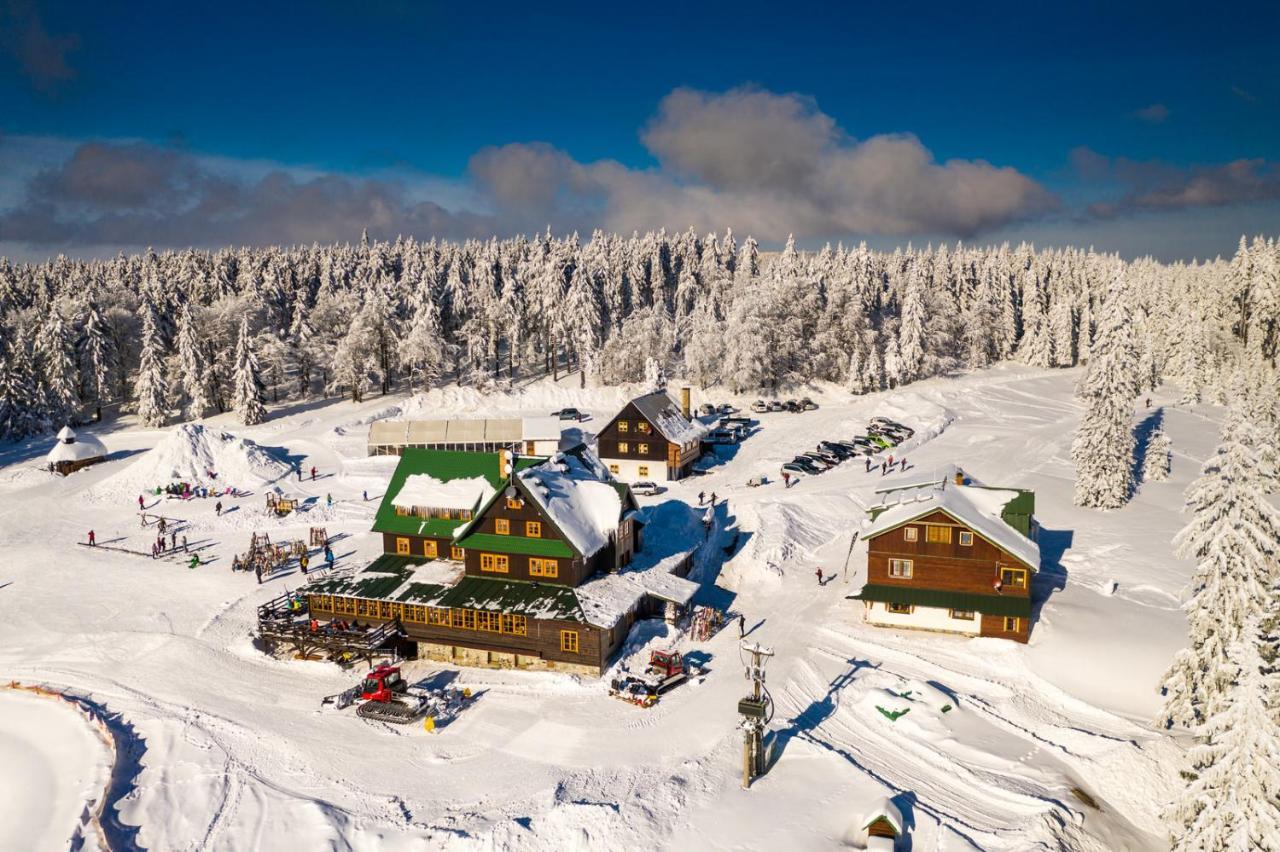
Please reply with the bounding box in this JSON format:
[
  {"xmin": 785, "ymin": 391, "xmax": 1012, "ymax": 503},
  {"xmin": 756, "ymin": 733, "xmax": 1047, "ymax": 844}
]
[
  {"xmin": 0, "ymin": 687, "xmax": 113, "ymax": 852},
  {"xmin": 0, "ymin": 366, "xmax": 1208, "ymax": 850}
]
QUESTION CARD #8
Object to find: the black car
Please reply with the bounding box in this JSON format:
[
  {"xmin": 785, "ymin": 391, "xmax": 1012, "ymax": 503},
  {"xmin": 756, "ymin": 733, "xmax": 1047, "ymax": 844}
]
[
  {"xmin": 818, "ymin": 441, "xmax": 854, "ymax": 460},
  {"xmin": 789, "ymin": 456, "xmax": 823, "ymax": 473},
  {"xmin": 553, "ymin": 407, "xmax": 585, "ymax": 421},
  {"xmin": 785, "ymin": 400, "xmax": 802, "ymax": 413}
]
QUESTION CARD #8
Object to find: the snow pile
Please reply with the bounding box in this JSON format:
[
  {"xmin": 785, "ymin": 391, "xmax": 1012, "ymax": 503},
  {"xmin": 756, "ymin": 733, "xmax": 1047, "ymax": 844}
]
[
  {"xmin": 93, "ymin": 424, "xmax": 293, "ymax": 497},
  {"xmin": 720, "ymin": 495, "xmax": 859, "ymax": 591},
  {"xmin": 393, "ymin": 474, "xmax": 495, "ymax": 512}
]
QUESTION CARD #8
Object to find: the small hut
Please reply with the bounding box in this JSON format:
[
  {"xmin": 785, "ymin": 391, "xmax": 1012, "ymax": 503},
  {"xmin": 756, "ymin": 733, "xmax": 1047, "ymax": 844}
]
[
  {"xmin": 46, "ymin": 425, "xmax": 107, "ymax": 476},
  {"xmin": 861, "ymin": 796, "xmax": 904, "ymax": 850}
]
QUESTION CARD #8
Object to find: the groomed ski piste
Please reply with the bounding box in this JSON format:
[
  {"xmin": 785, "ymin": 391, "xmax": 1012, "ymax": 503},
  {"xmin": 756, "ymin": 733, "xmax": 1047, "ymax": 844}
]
[{"xmin": 0, "ymin": 363, "xmax": 1209, "ymax": 851}]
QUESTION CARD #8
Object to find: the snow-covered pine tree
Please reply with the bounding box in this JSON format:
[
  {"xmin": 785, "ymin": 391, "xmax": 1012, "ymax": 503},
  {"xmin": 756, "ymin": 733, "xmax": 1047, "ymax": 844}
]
[
  {"xmin": 37, "ymin": 310, "xmax": 81, "ymax": 426},
  {"xmin": 399, "ymin": 295, "xmax": 447, "ymax": 394},
  {"xmin": 231, "ymin": 315, "xmax": 267, "ymax": 425},
  {"xmin": 80, "ymin": 299, "xmax": 115, "ymax": 421},
  {"xmin": 134, "ymin": 302, "xmax": 169, "ymax": 427},
  {"xmin": 1142, "ymin": 427, "xmax": 1172, "ymax": 482},
  {"xmin": 1071, "ymin": 280, "xmax": 1139, "ymax": 508},
  {"xmin": 1159, "ymin": 408, "xmax": 1280, "ymax": 728},
  {"xmin": 1166, "ymin": 613, "xmax": 1280, "ymax": 850},
  {"xmin": 175, "ymin": 304, "xmax": 211, "ymax": 419},
  {"xmin": 897, "ymin": 270, "xmax": 926, "ymax": 383}
]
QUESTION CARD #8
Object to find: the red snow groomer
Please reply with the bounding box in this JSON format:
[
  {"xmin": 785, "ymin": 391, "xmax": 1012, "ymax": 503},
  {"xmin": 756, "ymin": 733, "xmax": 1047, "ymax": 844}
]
[
  {"xmin": 321, "ymin": 664, "xmax": 471, "ymax": 725},
  {"xmin": 609, "ymin": 650, "xmax": 699, "ymax": 708}
]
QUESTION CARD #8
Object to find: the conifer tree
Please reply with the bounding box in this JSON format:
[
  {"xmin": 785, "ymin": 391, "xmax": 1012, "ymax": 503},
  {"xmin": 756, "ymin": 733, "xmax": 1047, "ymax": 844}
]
[
  {"xmin": 37, "ymin": 310, "xmax": 81, "ymax": 426},
  {"xmin": 1143, "ymin": 427, "xmax": 1172, "ymax": 482},
  {"xmin": 81, "ymin": 299, "xmax": 115, "ymax": 422},
  {"xmin": 175, "ymin": 304, "xmax": 211, "ymax": 419},
  {"xmin": 134, "ymin": 303, "xmax": 169, "ymax": 427},
  {"xmin": 231, "ymin": 315, "xmax": 267, "ymax": 425}
]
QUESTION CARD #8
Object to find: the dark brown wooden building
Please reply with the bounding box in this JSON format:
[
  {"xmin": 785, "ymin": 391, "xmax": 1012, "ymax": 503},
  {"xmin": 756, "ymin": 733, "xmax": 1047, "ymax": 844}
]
[
  {"xmin": 853, "ymin": 467, "xmax": 1040, "ymax": 643},
  {"xmin": 595, "ymin": 390, "xmax": 703, "ymax": 482}
]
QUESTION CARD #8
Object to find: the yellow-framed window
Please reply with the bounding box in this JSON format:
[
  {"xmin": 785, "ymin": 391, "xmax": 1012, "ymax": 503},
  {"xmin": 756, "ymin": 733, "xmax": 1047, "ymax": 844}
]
[
  {"xmin": 903, "ymin": 526, "xmax": 918, "ymax": 542},
  {"xmin": 511, "ymin": 615, "xmax": 528, "ymax": 636},
  {"xmin": 475, "ymin": 611, "xmax": 491, "ymax": 631},
  {"xmin": 506, "ymin": 497, "xmax": 523, "ymax": 510},
  {"xmin": 925, "ymin": 525, "xmax": 952, "ymax": 544},
  {"xmin": 530, "ymin": 558, "xmax": 559, "ymax": 578},
  {"xmin": 450, "ymin": 546, "xmax": 464, "ymax": 561},
  {"xmin": 1000, "ymin": 567, "xmax": 1028, "ymax": 589},
  {"xmin": 1003, "ymin": 616, "xmax": 1021, "ymax": 632},
  {"xmin": 638, "ymin": 465, "xmax": 649, "ymax": 477},
  {"xmin": 525, "ymin": 521, "xmax": 542, "ymax": 538},
  {"xmin": 395, "ymin": 506, "xmax": 408, "ymax": 516},
  {"xmin": 428, "ymin": 607, "xmax": 449, "ymax": 626},
  {"xmin": 423, "ymin": 539, "xmax": 438, "ymax": 558},
  {"xmin": 637, "ymin": 443, "xmax": 649, "ymax": 455},
  {"xmin": 495, "ymin": 518, "xmax": 510, "ymax": 535},
  {"xmin": 395, "ymin": 537, "xmax": 410, "ymax": 555},
  {"xmin": 456, "ymin": 608, "xmax": 476, "ymax": 630},
  {"xmin": 560, "ymin": 630, "xmax": 580, "ymax": 653},
  {"xmin": 608, "ymin": 464, "xmax": 620, "ymax": 474},
  {"xmin": 480, "ymin": 553, "xmax": 509, "ymax": 573},
  {"xmin": 637, "ymin": 421, "xmax": 651, "ymax": 434},
  {"xmin": 617, "ymin": 420, "xmax": 629, "ymax": 433},
  {"xmin": 618, "ymin": 441, "xmax": 629, "ymax": 454}
]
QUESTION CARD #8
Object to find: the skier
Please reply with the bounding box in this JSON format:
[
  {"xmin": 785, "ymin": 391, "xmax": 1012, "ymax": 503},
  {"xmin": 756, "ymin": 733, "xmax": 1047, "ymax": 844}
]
[
  {"xmin": 170, "ymin": 530, "xmax": 177, "ymax": 550},
  {"xmin": 158, "ymin": 517, "xmax": 167, "ymax": 535},
  {"xmin": 138, "ymin": 494, "xmax": 145, "ymax": 511},
  {"xmin": 311, "ymin": 466, "xmax": 317, "ymax": 481},
  {"xmin": 881, "ymin": 460, "xmax": 888, "ymax": 475},
  {"xmin": 782, "ymin": 472, "xmax": 790, "ymax": 488},
  {"xmin": 698, "ymin": 491, "xmax": 705, "ymax": 505},
  {"xmin": 296, "ymin": 464, "xmax": 302, "ymax": 482},
  {"xmin": 188, "ymin": 553, "xmax": 200, "ymax": 570},
  {"xmin": 738, "ymin": 613, "xmax": 746, "ymax": 639},
  {"xmin": 300, "ymin": 554, "xmax": 309, "ymax": 575},
  {"xmin": 362, "ymin": 490, "xmax": 368, "ymax": 502},
  {"xmin": 887, "ymin": 454, "xmax": 894, "ymax": 468},
  {"xmin": 88, "ymin": 529, "xmax": 96, "ymax": 546},
  {"xmin": 865, "ymin": 458, "xmax": 872, "ymax": 473},
  {"xmin": 150, "ymin": 542, "xmax": 158, "ymax": 559},
  {"xmin": 815, "ymin": 567, "xmax": 824, "ymax": 585},
  {"xmin": 900, "ymin": 456, "xmax": 907, "ymax": 471},
  {"xmin": 325, "ymin": 548, "xmax": 335, "ymax": 570},
  {"xmin": 326, "ymin": 493, "xmax": 332, "ymax": 508},
  {"xmin": 215, "ymin": 501, "xmax": 223, "ymax": 517},
  {"xmin": 710, "ymin": 492, "xmax": 717, "ymax": 506}
]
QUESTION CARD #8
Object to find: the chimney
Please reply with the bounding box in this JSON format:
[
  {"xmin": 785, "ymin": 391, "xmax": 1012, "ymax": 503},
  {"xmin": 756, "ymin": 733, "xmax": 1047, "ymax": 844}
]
[
  {"xmin": 499, "ymin": 448, "xmax": 509, "ymax": 477},
  {"xmin": 954, "ymin": 468, "xmax": 965, "ymax": 486},
  {"xmin": 681, "ymin": 387, "xmax": 691, "ymax": 419}
]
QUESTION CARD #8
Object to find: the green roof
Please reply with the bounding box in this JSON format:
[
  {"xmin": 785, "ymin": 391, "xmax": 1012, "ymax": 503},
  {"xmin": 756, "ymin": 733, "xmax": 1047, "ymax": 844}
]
[
  {"xmin": 853, "ymin": 584, "xmax": 1031, "ymax": 618},
  {"xmin": 307, "ymin": 553, "xmax": 430, "ymax": 598},
  {"xmin": 371, "ymin": 448, "xmax": 539, "ymax": 538},
  {"xmin": 453, "ymin": 532, "xmax": 575, "ymax": 558},
  {"xmin": 437, "ymin": 575, "xmax": 586, "ymax": 622}
]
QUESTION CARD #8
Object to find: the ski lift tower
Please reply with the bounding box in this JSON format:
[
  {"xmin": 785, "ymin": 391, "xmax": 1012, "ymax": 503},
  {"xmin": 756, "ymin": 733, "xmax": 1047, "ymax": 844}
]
[{"xmin": 737, "ymin": 640, "xmax": 775, "ymax": 789}]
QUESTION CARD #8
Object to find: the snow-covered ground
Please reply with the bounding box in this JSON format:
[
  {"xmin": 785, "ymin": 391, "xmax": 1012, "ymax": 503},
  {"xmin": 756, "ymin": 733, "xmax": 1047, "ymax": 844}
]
[{"xmin": 0, "ymin": 364, "xmax": 1207, "ymax": 850}]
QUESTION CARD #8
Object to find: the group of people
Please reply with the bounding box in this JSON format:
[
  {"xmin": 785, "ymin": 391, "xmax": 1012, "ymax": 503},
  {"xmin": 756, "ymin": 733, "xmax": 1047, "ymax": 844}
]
[
  {"xmin": 696, "ymin": 491, "xmax": 718, "ymax": 506},
  {"xmin": 865, "ymin": 455, "xmax": 909, "ymax": 475}
]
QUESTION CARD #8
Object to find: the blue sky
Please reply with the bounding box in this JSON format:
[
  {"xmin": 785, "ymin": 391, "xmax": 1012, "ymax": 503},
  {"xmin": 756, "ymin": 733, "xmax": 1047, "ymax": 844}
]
[{"xmin": 1, "ymin": 0, "xmax": 1277, "ymax": 260}]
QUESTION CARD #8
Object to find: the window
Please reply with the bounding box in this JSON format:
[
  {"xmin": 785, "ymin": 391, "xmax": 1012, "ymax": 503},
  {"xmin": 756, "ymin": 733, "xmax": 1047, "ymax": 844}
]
[
  {"xmin": 495, "ymin": 518, "xmax": 510, "ymax": 535},
  {"xmin": 1000, "ymin": 567, "xmax": 1028, "ymax": 589},
  {"xmin": 637, "ymin": 443, "xmax": 649, "ymax": 455},
  {"xmin": 609, "ymin": 464, "xmax": 620, "ymax": 474},
  {"xmin": 886, "ymin": 602, "xmax": 914, "ymax": 614},
  {"xmin": 1003, "ymin": 616, "xmax": 1021, "ymax": 632},
  {"xmin": 925, "ymin": 525, "xmax": 952, "ymax": 544},
  {"xmin": 530, "ymin": 558, "xmax": 558, "ymax": 578},
  {"xmin": 888, "ymin": 559, "xmax": 913, "ymax": 579},
  {"xmin": 959, "ymin": 531, "xmax": 974, "ymax": 546},
  {"xmin": 637, "ymin": 421, "xmax": 651, "ymax": 434},
  {"xmin": 903, "ymin": 526, "xmax": 918, "ymax": 542},
  {"xmin": 450, "ymin": 546, "xmax": 464, "ymax": 561},
  {"xmin": 423, "ymin": 539, "xmax": 438, "ymax": 558},
  {"xmin": 618, "ymin": 420, "xmax": 629, "ymax": 433},
  {"xmin": 395, "ymin": 537, "xmax": 410, "ymax": 555},
  {"xmin": 949, "ymin": 609, "xmax": 975, "ymax": 621},
  {"xmin": 480, "ymin": 553, "xmax": 509, "ymax": 573},
  {"xmin": 526, "ymin": 521, "xmax": 542, "ymax": 538},
  {"xmin": 395, "ymin": 506, "xmax": 408, "ymax": 517},
  {"xmin": 638, "ymin": 465, "xmax": 650, "ymax": 477},
  {"xmin": 560, "ymin": 630, "xmax": 580, "ymax": 653},
  {"xmin": 503, "ymin": 614, "xmax": 528, "ymax": 636},
  {"xmin": 506, "ymin": 497, "xmax": 523, "ymax": 510},
  {"xmin": 618, "ymin": 442, "xmax": 630, "ymax": 454},
  {"xmin": 428, "ymin": 607, "xmax": 450, "ymax": 626},
  {"xmin": 456, "ymin": 608, "xmax": 476, "ymax": 630}
]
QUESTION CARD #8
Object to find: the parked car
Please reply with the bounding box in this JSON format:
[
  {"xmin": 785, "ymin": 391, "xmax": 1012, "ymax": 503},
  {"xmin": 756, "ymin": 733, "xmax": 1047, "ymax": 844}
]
[
  {"xmin": 870, "ymin": 424, "xmax": 911, "ymax": 442},
  {"xmin": 553, "ymin": 408, "xmax": 585, "ymax": 421},
  {"xmin": 717, "ymin": 403, "xmax": 736, "ymax": 414},
  {"xmin": 801, "ymin": 398, "xmax": 818, "ymax": 411},
  {"xmin": 805, "ymin": 450, "xmax": 840, "ymax": 466},
  {"xmin": 781, "ymin": 462, "xmax": 812, "ymax": 477},
  {"xmin": 784, "ymin": 400, "xmax": 802, "ymax": 413},
  {"xmin": 818, "ymin": 441, "xmax": 854, "ymax": 460},
  {"xmin": 704, "ymin": 429, "xmax": 738, "ymax": 445},
  {"xmin": 699, "ymin": 403, "xmax": 716, "ymax": 417},
  {"xmin": 750, "ymin": 400, "xmax": 769, "ymax": 413},
  {"xmin": 870, "ymin": 417, "xmax": 913, "ymax": 437},
  {"xmin": 868, "ymin": 433, "xmax": 896, "ymax": 449},
  {"xmin": 797, "ymin": 454, "xmax": 832, "ymax": 471},
  {"xmin": 840, "ymin": 440, "xmax": 876, "ymax": 456},
  {"xmin": 722, "ymin": 416, "xmax": 754, "ymax": 428},
  {"xmin": 631, "ymin": 481, "xmax": 660, "ymax": 496},
  {"xmin": 767, "ymin": 401, "xmax": 786, "ymax": 412}
]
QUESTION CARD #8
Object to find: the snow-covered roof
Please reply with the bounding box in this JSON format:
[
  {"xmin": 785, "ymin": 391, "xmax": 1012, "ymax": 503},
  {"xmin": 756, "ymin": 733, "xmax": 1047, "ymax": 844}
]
[
  {"xmin": 521, "ymin": 416, "xmax": 563, "ymax": 442},
  {"xmin": 861, "ymin": 797, "xmax": 903, "ymax": 834},
  {"xmin": 516, "ymin": 449, "xmax": 624, "ymax": 558},
  {"xmin": 46, "ymin": 426, "xmax": 107, "ymax": 464},
  {"xmin": 864, "ymin": 475, "xmax": 1040, "ymax": 571},
  {"xmin": 368, "ymin": 417, "xmax": 565, "ymax": 449},
  {"xmin": 629, "ymin": 391, "xmax": 705, "ymax": 446},
  {"xmin": 576, "ymin": 552, "xmax": 698, "ymax": 627},
  {"xmin": 391, "ymin": 474, "xmax": 495, "ymax": 512}
]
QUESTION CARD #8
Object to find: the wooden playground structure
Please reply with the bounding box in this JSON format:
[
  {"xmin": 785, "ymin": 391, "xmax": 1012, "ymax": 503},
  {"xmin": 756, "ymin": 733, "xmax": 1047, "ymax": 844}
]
[
  {"xmin": 233, "ymin": 531, "xmax": 307, "ymax": 578},
  {"xmin": 266, "ymin": 493, "xmax": 298, "ymax": 517}
]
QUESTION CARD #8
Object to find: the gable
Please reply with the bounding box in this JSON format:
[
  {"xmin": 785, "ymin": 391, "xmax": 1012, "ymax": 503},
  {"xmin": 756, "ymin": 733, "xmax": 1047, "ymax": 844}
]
[{"xmin": 866, "ymin": 507, "xmax": 1038, "ymax": 571}]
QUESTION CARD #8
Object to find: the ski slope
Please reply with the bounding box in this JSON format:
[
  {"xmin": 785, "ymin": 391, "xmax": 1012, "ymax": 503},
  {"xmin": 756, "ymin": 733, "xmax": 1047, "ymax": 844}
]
[{"xmin": 0, "ymin": 363, "xmax": 1204, "ymax": 850}]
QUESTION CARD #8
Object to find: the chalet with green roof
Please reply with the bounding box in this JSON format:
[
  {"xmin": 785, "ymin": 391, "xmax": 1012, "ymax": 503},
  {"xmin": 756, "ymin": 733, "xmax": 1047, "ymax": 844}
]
[{"xmin": 307, "ymin": 446, "xmax": 696, "ymax": 675}]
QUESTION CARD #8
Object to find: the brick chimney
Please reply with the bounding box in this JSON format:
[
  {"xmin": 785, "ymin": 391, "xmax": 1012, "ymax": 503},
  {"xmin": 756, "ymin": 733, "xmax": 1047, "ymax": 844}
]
[{"xmin": 681, "ymin": 387, "xmax": 691, "ymax": 419}]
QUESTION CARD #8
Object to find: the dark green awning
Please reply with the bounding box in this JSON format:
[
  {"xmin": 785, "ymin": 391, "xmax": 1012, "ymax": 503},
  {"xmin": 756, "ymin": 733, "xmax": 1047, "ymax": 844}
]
[{"xmin": 852, "ymin": 584, "xmax": 1031, "ymax": 618}]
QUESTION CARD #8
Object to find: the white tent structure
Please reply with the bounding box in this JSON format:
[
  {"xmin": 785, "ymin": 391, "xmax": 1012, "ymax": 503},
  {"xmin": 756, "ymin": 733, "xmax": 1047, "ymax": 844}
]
[{"xmin": 46, "ymin": 426, "xmax": 107, "ymax": 475}]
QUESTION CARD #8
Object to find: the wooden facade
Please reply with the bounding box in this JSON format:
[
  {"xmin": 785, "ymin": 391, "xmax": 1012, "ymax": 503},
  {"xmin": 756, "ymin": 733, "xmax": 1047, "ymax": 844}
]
[
  {"xmin": 596, "ymin": 396, "xmax": 701, "ymax": 481},
  {"xmin": 863, "ymin": 508, "xmax": 1034, "ymax": 642}
]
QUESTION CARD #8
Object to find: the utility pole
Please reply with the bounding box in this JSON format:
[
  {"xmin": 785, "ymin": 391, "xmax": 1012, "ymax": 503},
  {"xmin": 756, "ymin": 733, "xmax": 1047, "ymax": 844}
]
[{"xmin": 737, "ymin": 641, "xmax": 774, "ymax": 789}]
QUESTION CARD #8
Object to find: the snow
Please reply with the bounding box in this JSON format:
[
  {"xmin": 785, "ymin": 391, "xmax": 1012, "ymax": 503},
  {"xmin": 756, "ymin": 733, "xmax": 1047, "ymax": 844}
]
[
  {"xmin": 864, "ymin": 477, "xmax": 1041, "ymax": 571},
  {"xmin": 392, "ymin": 474, "xmax": 495, "ymax": 512},
  {"xmin": 862, "ymin": 796, "xmax": 904, "ymax": 833},
  {"xmin": 0, "ymin": 689, "xmax": 112, "ymax": 852},
  {"xmin": 0, "ymin": 364, "xmax": 1212, "ymax": 851},
  {"xmin": 516, "ymin": 450, "xmax": 621, "ymax": 558}
]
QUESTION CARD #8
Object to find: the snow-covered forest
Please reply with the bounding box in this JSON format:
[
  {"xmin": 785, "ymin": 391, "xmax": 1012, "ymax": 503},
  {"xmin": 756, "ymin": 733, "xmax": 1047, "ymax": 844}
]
[{"xmin": 0, "ymin": 230, "xmax": 1275, "ymax": 440}]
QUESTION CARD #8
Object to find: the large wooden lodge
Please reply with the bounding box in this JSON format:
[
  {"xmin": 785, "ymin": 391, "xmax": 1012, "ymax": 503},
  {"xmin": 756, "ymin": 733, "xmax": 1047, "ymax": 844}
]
[
  {"xmin": 305, "ymin": 445, "xmax": 698, "ymax": 675},
  {"xmin": 852, "ymin": 467, "xmax": 1040, "ymax": 642}
]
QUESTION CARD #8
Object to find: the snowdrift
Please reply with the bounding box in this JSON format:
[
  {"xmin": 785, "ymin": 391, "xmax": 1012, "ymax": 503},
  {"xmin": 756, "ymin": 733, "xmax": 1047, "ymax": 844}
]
[{"xmin": 92, "ymin": 424, "xmax": 294, "ymax": 497}]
